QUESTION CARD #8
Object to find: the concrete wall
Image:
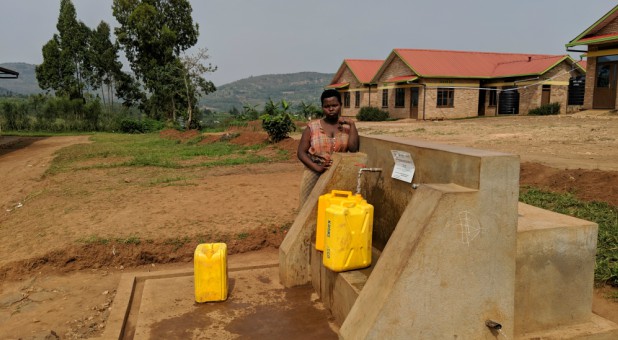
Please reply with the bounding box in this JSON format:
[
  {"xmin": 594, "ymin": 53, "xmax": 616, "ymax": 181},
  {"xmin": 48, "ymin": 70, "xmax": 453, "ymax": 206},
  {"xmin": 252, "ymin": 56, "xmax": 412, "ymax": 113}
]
[
  {"xmin": 516, "ymin": 203, "xmax": 598, "ymax": 335},
  {"xmin": 339, "ymin": 136, "xmax": 520, "ymax": 339},
  {"xmin": 279, "ymin": 135, "xmax": 617, "ymax": 339}
]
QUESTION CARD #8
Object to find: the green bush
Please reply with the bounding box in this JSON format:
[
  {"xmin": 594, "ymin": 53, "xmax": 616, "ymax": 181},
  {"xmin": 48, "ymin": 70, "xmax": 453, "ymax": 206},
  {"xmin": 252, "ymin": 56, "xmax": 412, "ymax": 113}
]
[
  {"xmin": 356, "ymin": 106, "xmax": 389, "ymax": 121},
  {"xmin": 528, "ymin": 102, "xmax": 561, "ymax": 116},
  {"xmin": 260, "ymin": 99, "xmax": 296, "ymax": 142},
  {"xmin": 118, "ymin": 118, "xmax": 164, "ymax": 133},
  {"xmin": 261, "ymin": 112, "xmax": 295, "ymax": 142}
]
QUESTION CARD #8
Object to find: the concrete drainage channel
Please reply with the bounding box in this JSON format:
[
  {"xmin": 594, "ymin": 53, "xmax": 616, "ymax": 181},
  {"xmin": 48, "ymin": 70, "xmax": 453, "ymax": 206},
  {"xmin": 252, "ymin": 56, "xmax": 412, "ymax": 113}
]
[{"xmin": 100, "ymin": 249, "xmax": 338, "ymax": 339}]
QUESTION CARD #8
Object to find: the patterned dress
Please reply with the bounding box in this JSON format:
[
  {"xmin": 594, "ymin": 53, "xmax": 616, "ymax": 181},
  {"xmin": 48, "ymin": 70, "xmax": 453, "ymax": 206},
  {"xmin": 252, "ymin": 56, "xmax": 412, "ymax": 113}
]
[{"xmin": 299, "ymin": 120, "xmax": 350, "ymax": 208}]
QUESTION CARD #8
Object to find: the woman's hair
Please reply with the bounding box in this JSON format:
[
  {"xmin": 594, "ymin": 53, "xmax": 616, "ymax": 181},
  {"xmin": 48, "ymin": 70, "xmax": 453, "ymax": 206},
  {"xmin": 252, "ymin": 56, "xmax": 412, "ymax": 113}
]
[{"xmin": 320, "ymin": 89, "xmax": 342, "ymax": 105}]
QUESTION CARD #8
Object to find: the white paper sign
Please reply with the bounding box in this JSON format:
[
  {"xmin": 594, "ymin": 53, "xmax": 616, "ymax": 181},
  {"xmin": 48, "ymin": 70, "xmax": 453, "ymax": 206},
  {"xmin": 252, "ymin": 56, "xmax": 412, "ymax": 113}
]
[{"xmin": 391, "ymin": 150, "xmax": 415, "ymax": 183}]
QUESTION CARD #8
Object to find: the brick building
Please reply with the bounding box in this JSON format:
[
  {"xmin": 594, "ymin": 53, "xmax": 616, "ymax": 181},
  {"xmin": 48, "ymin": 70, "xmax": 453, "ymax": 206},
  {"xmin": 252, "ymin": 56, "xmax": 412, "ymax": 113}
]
[
  {"xmin": 329, "ymin": 49, "xmax": 584, "ymax": 120},
  {"xmin": 327, "ymin": 59, "xmax": 382, "ymax": 117},
  {"xmin": 567, "ymin": 3, "xmax": 618, "ymax": 110}
]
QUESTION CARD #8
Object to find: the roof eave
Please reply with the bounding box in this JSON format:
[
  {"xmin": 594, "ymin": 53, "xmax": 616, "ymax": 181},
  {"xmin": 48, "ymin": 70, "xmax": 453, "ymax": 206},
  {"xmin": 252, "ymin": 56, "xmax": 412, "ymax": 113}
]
[
  {"xmin": 0, "ymin": 66, "xmax": 19, "ymax": 78},
  {"xmin": 566, "ymin": 35, "xmax": 618, "ymax": 47},
  {"xmin": 567, "ymin": 4, "xmax": 618, "ymax": 47}
]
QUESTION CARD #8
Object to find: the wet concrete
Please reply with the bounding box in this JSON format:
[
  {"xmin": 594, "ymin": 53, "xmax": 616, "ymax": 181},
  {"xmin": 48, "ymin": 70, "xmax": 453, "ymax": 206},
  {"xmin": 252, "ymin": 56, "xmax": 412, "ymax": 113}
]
[{"xmin": 104, "ymin": 249, "xmax": 338, "ymax": 339}]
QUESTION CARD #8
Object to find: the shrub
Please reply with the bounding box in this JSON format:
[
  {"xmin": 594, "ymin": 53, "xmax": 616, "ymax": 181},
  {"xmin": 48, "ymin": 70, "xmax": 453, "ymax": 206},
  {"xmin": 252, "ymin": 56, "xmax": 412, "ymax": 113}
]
[
  {"xmin": 529, "ymin": 102, "xmax": 561, "ymax": 116},
  {"xmin": 260, "ymin": 99, "xmax": 296, "ymax": 142},
  {"xmin": 261, "ymin": 112, "xmax": 295, "ymax": 142},
  {"xmin": 118, "ymin": 118, "xmax": 164, "ymax": 133},
  {"xmin": 356, "ymin": 106, "xmax": 389, "ymax": 121}
]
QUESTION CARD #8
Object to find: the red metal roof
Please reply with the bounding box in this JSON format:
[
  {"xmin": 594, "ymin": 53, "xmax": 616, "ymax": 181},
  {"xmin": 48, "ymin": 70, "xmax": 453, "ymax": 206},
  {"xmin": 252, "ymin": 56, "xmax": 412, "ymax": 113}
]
[
  {"xmin": 344, "ymin": 59, "xmax": 383, "ymax": 83},
  {"xmin": 326, "ymin": 82, "xmax": 349, "ymax": 89},
  {"xmin": 384, "ymin": 75, "xmax": 418, "ymax": 83},
  {"xmin": 579, "ymin": 32, "xmax": 618, "ymax": 42},
  {"xmin": 392, "ymin": 49, "xmax": 568, "ymax": 78}
]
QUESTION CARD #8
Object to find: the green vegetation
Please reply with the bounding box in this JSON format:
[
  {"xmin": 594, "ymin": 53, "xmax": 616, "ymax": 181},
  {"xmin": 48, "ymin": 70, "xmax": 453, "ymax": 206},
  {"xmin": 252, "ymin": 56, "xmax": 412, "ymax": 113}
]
[
  {"xmin": 78, "ymin": 235, "xmax": 111, "ymax": 245},
  {"xmin": 260, "ymin": 99, "xmax": 296, "ymax": 142},
  {"xmin": 116, "ymin": 235, "xmax": 141, "ymax": 245},
  {"xmin": 520, "ymin": 187, "xmax": 618, "ymax": 287},
  {"xmin": 201, "ymin": 72, "xmax": 333, "ymax": 112},
  {"xmin": 356, "ymin": 106, "xmax": 390, "ymax": 121},
  {"xmin": 45, "ymin": 133, "xmax": 274, "ymax": 175},
  {"xmin": 528, "ymin": 102, "xmax": 561, "ymax": 115},
  {"xmin": 164, "ymin": 236, "xmax": 192, "ymax": 251}
]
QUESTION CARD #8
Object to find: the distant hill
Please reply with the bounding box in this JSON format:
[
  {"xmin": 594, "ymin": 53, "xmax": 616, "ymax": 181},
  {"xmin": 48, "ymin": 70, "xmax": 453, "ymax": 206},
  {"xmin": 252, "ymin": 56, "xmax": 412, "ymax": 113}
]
[
  {"xmin": 0, "ymin": 62, "xmax": 45, "ymax": 95},
  {"xmin": 201, "ymin": 72, "xmax": 334, "ymax": 112},
  {"xmin": 0, "ymin": 63, "xmax": 335, "ymax": 112}
]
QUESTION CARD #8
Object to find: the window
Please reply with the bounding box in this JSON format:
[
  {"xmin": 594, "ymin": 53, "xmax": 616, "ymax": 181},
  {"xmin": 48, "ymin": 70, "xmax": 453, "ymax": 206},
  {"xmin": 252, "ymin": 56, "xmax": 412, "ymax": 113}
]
[
  {"xmin": 382, "ymin": 89, "xmax": 388, "ymax": 108},
  {"xmin": 541, "ymin": 84, "xmax": 551, "ymax": 105},
  {"xmin": 436, "ymin": 88, "xmax": 454, "ymax": 107},
  {"xmin": 343, "ymin": 92, "xmax": 351, "ymax": 108},
  {"xmin": 395, "ymin": 88, "xmax": 405, "ymax": 108},
  {"xmin": 596, "ymin": 64, "xmax": 611, "ymax": 88},
  {"xmin": 354, "ymin": 91, "xmax": 360, "ymax": 108},
  {"xmin": 488, "ymin": 87, "xmax": 497, "ymax": 107}
]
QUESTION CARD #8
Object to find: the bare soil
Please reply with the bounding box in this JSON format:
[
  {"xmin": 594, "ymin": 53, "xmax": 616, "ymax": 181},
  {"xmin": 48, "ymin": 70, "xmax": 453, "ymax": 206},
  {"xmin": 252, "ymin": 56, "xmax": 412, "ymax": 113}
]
[{"xmin": 1, "ymin": 111, "xmax": 617, "ymax": 338}]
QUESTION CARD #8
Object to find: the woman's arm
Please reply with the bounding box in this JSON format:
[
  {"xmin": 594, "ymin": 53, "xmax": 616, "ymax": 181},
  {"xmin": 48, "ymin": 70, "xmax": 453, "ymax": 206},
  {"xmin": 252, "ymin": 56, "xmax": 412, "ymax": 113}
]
[
  {"xmin": 342, "ymin": 119, "xmax": 359, "ymax": 152},
  {"xmin": 297, "ymin": 127, "xmax": 328, "ymax": 173}
]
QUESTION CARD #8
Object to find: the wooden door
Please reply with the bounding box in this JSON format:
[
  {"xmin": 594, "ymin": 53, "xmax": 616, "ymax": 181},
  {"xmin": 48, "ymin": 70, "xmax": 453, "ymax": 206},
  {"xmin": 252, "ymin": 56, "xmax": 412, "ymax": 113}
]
[
  {"xmin": 410, "ymin": 87, "xmax": 419, "ymax": 119},
  {"xmin": 541, "ymin": 85, "xmax": 551, "ymax": 106},
  {"xmin": 593, "ymin": 62, "xmax": 618, "ymax": 109}
]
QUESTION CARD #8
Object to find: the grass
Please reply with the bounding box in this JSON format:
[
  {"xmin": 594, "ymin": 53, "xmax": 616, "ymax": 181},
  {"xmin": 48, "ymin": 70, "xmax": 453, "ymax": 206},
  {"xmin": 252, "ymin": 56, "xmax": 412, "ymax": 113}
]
[
  {"xmin": 116, "ymin": 235, "xmax": 141, "ymax": 245},
  {"xmin": 520, "ymin": 186, "xmax": 618, "ymax": 287},
  {"xmin": 164, "ymin": 236, "xmax": 192, "ymax": 251},
  {"xmin": 78, "ymin": 235, "xmax": 111, "ymax": 245},
  {"xmin": 45, "ymin": 132, "xmax": 274, "ymax": 175}
]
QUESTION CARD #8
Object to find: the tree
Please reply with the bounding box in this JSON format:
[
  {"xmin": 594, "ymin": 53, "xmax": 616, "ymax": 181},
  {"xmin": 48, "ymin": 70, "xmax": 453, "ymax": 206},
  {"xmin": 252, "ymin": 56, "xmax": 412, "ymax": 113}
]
[
  {"xmin": 297, "ymin": 101, "xmax": 322, "ymax": 119},
  {"xmin": 36, "ymin": 36, "xmax": 72, "ymax": 96},
  {"xmin": 179, "ymin": 48, "xmax": 216, "ymax": 127},
  {"xmin": 89, "ymin": 21, "xmax": 122, "ymax": 106},
  {"xmin": 36, "ymin": 0, "xmax": 91, "ymax": 100},
  {"xmin": 112, "ymin": 0, "xmax": 201, "ymax": 120}
]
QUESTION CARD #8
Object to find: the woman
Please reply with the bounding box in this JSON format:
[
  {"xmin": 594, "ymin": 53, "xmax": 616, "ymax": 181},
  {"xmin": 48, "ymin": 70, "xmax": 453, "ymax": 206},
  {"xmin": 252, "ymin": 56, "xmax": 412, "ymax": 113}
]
[{"xmin": 297, "ymin": 89, "xmax": 359, "ymax": 207}]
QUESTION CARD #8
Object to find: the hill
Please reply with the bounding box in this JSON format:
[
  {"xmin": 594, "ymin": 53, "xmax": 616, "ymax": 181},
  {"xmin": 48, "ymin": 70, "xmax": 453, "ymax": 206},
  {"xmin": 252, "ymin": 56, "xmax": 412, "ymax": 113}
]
[
  {"xmin": 200, "ymin": 72, "xmax": 334, "ymax": 112},
  {"xmin": 0, "ymin": 62, "xmax": 45, "ymax": 96},
  {"xmin": 0, "ymin": 63, "xmax": 334, "ymax": 111}
]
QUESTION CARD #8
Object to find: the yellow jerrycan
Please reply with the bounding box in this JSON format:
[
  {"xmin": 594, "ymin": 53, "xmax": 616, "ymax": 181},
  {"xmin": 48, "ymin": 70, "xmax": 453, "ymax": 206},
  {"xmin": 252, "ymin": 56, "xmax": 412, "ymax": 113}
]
[
  {"xmin": 194, "ymin": 243, "xmax": 228, "ymax": 302},
  {"xmin": 323, "ymin": 199, "xmax": 374, "ymax": 272},
  {"xmin": 316, "ymin": 190, "xmax": 364, "ymax": 251}
]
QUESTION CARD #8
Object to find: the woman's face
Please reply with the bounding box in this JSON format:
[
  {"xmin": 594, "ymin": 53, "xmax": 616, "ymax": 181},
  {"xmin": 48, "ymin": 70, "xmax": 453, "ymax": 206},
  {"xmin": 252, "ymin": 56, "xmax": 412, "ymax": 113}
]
[{"xmin": 322, "ymin": 96, "xmax": 341, "ymax": 119}]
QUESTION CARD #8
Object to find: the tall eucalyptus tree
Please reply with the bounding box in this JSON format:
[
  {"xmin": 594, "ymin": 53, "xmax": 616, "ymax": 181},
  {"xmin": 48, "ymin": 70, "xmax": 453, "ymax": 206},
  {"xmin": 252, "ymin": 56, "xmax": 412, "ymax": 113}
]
[{"xmin": 112, "ymin": 0, "xmax": 205, "ymax": 120}]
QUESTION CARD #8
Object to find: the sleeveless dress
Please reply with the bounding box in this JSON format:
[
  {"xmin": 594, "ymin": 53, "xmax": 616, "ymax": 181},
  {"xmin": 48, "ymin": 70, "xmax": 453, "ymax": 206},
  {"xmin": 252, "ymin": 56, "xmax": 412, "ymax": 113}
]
[{"xmin": 299, "ymin": 120, "xmax": 350, "ymax": 208}]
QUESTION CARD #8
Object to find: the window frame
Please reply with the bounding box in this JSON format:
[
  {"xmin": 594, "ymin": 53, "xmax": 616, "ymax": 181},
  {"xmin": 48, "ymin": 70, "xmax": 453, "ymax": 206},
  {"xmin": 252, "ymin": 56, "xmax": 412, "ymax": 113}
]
[
  {"xmin": 382, "ymin": 89, "xmax": 389, "ymax": 108},
  {"xmin": 343, "ymin": 91, "xmax": 351, "ymax": 108},
  {"xmin": 395, "ymin": 88, "xmax": 405, "ymax": 108},
  {"xmin": 488, "ymin": 87, "xmax": 497, "ymax": 107},
  {"xmin": 354, "ymin": 91, "xmax": 360, "ymax": 108},
  {"xmin": 436, "ymin": 87, "xmax": 454, "ymax": 107}
]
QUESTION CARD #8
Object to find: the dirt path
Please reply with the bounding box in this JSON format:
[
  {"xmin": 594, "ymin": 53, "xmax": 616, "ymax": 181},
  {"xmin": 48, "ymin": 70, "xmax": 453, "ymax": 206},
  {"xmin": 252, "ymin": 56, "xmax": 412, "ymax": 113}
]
[
  {"xmin": 0, "ymin": 112, "xmax": 617, "ymax": 338},
  {"xmin": 356, "ymin": 112, "xmax": 618, "ymax": 171}
]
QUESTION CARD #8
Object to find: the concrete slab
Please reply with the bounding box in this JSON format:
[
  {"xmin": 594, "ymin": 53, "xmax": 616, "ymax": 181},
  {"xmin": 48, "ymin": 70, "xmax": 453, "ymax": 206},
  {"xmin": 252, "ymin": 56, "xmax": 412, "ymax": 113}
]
[{"xmin": 101, "ymin": 249, "xmax": 338, "ymax": 339}]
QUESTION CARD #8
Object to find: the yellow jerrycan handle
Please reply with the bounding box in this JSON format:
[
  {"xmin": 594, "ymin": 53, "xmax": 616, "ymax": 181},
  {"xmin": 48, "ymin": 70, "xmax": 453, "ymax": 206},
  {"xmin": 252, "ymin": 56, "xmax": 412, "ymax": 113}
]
[{"xmin": 331, "ymin": 190, "xmax": 353, "ymax": 198}]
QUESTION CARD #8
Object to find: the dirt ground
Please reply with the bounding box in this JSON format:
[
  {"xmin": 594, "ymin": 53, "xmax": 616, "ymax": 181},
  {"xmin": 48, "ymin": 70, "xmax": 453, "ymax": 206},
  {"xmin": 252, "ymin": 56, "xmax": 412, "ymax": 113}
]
[{"xmin": 0, "ymin": 111, "xmax": 617, "ymax": 338}]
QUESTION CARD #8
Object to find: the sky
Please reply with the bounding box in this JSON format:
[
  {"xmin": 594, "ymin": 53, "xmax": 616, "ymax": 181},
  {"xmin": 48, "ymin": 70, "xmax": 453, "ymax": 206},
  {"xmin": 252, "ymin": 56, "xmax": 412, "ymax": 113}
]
[{"xmin": 1, "ymin": 0, "xmax": 616, "ymax": 86}]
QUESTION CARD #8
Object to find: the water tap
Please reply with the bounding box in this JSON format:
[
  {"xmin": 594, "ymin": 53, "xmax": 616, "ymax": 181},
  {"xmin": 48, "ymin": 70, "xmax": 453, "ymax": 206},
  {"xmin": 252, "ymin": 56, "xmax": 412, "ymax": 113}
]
[{"xmin": 356, "ymin": 168, "xmax": 382, "ymax": 195}]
